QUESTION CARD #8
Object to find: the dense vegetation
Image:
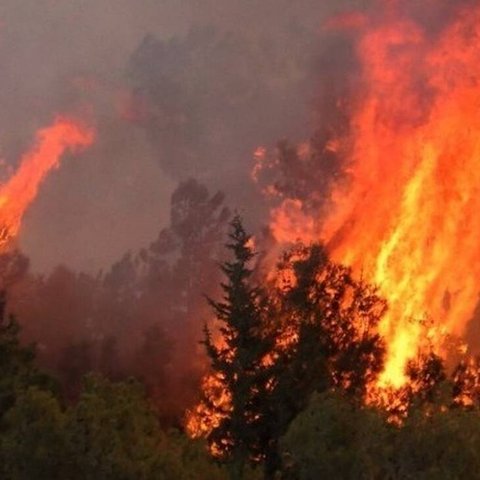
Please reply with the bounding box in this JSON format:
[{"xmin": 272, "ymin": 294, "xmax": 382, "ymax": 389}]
[{"xmin": 2, "ymin": 216, "xmax": 480, "ymax": 479}]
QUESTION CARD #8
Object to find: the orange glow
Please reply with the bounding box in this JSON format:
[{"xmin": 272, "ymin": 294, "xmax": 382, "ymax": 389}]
[
  {"xmin": 0, "ymin": 117, "xmax": 94, "ymax": 248},
  {"xmin": 321, "ymin": 4, "xmax": 480, "ymax": 388},
  {"xmin": 270, "ymin": 199, "xmax": 316, "ymax": 245},
  {"xmin": 190, "ymin": 1, "xmax": 480, "ymax": 440},
  {"xmin": 185, "ymin": 372, "xmax": 232, "ymax": 455},
  {"xmin": 262, "ymin": 3, "xmax": 480, "ymax": 390}
]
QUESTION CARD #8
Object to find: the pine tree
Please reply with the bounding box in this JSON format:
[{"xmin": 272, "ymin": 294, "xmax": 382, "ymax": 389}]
[{"xmin": 201, "ymin": 216, "xmax": 274, "ymax": 479}]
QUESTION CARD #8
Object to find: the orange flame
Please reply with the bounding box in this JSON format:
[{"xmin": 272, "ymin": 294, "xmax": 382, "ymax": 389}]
[
  {"xmin": 186, "ymin": 372, "xmax": 232, "ymax": 446},
  {"xmin": 321, "ymin": 4, "xmax": 480, "ymax": 388},
  {"xmin": 191, "ymin": 2, "xmax": 480, "ymax": 437},
  {"xmin": 260, "ymin": 3, "xmax": 480, "ymax": 390},
  {"xmin": 0, "ymin": 117, "xmax": 94, "ymax": 248}
]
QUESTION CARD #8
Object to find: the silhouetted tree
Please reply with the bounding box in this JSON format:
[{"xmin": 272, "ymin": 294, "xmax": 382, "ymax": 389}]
[
  {"xmin": 278, "ymin": 244, "xmax": 386, "ymax": 395},
  {"xmin": 6, "ymin": 179, "xmax": 230, "ymax": 423},
  {"xmin": 262, "ymin": 244, "xmax": 386, "ymax": 476},
  {"xmin": 406, "ymin": 350, "xmax": 446, "ymax": 406},
  {"xmin": 201, "ymin": 216, "xmax": 275, "ymax": 479}
]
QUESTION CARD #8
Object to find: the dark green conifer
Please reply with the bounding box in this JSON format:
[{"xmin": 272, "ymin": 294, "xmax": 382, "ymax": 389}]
[{"xmin": 202, "ymin": 216, "xmax": 274, "ymax": 479}]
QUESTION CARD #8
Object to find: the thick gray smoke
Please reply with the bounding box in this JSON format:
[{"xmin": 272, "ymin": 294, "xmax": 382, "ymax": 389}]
[{"xmin": 0, "ymin": 0, "xmax": 357, "ymax": 273}]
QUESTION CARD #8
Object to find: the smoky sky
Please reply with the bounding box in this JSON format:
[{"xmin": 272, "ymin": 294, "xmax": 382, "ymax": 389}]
[{"xmin": 0, "ymin": 0, "xmax": 363, "ymax": 273}]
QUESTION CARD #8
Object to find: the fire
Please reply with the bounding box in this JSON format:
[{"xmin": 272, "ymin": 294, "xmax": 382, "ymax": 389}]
[
  {"xmin": 260, "ymin": 2, "xmax": 480, "ymax": 390},
  {"xmin": 190, "ymin": 0, "xmax": 480, "ymax": 443},
  {"xmin": 271, "ymin": 200, "xmax": 316, "ymax": 245},
  {"xmin": 0, "ymin": 117, "xmax": 94, "ymax": 249},
  {"xmin": 322, "ymin": 4, "xmax": 480, "ymax": 388},
  {"xmin": 186, "ymin": 372, "xmax": 231, "ymax": 453}
]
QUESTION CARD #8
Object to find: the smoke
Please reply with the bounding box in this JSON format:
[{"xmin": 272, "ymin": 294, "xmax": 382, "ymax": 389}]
[
  {"xmin": 0, "ymin": 0, "xmax": 365, "ymax": 272},
  {"xmin": 3, "ymin": 0, "xmax": 471, "ymax": 272},
  {"xmin": 0, "ymin": 0, "xmax": 183, "ymax": 272},
  {"xmin": 6, "ymin": 178, "xmax": 230, "ymax": 419},
  {"xmin": 0, "ymin": 0, "xmax": 372, "ymax": 413},
  {"xmin": 11, "ymin": 0, "xmax": 477, "ymax": 414}
]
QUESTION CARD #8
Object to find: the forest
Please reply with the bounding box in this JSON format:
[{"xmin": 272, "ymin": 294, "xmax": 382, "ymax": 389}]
[
  {"xmin": 2, "ymin": 205, "xmax": 480, "ymax": 480},
  {"xmin": 2, "ymin": 1, "xmax": 480, "ymax": 479}
]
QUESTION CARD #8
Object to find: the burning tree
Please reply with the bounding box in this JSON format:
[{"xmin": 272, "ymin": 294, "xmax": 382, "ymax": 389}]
[
  {"xmin": 274, "ymin": 244, "xmax": 387, "ymax": 397},
  {"xmin": 260, "ymin": 244, "xmax": 386, "ymax": 475},
  {"xmin": 452, "ymin": 357, "xmax": 480, "ymax": 408},
  {"xmin": 189, "ymin": 222, "xmax": 388, "ymax": 478},
  {"xmin": 196, "ymin": 216, "xmax": 275, "ymax": 479}
]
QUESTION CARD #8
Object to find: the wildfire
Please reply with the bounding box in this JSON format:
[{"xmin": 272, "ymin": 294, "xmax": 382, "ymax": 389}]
[
  {"xmin": 324, "ymin": 4, "xmax": 480, "ymax": 388},
  {"xmin": 265, "ymin": 2, "xmax": 480, "ymax": 389},
  {"xmin": 0, "ymin": 117, "xmax": 94, "ymax": 249},
  {"xmin": 186, "ymin": 372, "xmax": 231, "ymax": 452},
  {"xmin": 189, "ymin": 0, "xmax": 480, "ymax": 445}
]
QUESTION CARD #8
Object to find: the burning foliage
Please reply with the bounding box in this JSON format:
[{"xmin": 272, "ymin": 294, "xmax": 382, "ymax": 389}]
[
  {"xmin": 188, "ymin": 218, "xmax": 387, "ymax": 477},
  {"xmin": 253, "ymin": 0, "xmax": 480, "ymax": 394},
  {"xmin": 2, "ymin": 1, "xmax": 480, "ymax": 479},
  {"xmin": 188, "ymin": 218, "xmax": 480, "ymax": 478}
]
